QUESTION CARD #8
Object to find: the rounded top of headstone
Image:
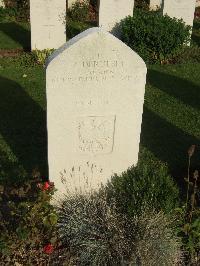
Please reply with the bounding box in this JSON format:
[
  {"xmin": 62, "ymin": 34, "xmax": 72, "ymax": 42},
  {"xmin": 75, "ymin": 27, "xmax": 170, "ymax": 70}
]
[{"xmin": 46, "ymin": 27, "xmax": 146, "ymax": 69}]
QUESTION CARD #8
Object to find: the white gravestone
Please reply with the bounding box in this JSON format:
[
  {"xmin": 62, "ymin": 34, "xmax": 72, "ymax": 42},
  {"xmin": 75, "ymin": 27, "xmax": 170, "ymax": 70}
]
[
  {"xmin": 163, "ymin": 0, "xmax": 196, "ymax": 27},
  {"xmin": 30, "ymin": 0, "xmax": 66, "ymax": 50},
  {"xmin": 0, "ymin": 0, "xmax": 5, "ymax": 8},
  {"xmin": 46, "ymin": 28, "xmax": 147, "ymax": 196},
  {"xmin": 68, "ymin": 0, "xmax": 77, "ymax": 9},
  {"xmin": 98, "ymin": 0, "xmax": 134, "ymax": 34},
  {"xmin": 149, "ymin": 0, "xmax": 162, "ymax": 10}
]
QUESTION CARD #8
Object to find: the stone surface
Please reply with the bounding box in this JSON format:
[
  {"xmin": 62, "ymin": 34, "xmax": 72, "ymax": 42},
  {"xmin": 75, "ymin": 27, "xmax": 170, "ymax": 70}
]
[
  {"xmin": 98, "ymin": 0, "xmax": 134, "ymax": 34},
  {"xmin": 67, "ymin": 0, "xmax": 77, "ymax": 8},
  {"xmin": 0, "ymin": 0, "xmax": 5, "ymax": 7},
  {"xmin": 30, "ymin": 0, "xmax": 66, "ymax": 50},
  {"xmin": 196, "ymin": 0, "xmax": 200, "ymax": 7},
  {"xmin": 46, "ymin": 28, "xmax": 147, "ymax": 196},
  {"xmin": 163, "ymin": 0, "xmax": 196, "ymax": 27},
  {"xmin": 149, "ymin": 0, "xmax": 162, "ymax": 10}
]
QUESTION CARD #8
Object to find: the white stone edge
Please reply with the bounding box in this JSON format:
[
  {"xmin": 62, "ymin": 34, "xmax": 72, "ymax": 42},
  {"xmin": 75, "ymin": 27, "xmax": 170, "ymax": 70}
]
[
  {"xmin": 45, "ymin": 27, "xmax": 147, "ymax": 69},
  {"xmin": 45, "ymin": 27, "xmax": 100, "ymax": 68}
]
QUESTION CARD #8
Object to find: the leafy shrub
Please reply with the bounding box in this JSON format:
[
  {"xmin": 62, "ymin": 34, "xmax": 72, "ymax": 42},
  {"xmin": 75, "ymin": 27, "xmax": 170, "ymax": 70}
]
[
  {"xmin": 0, "ymin": 149, "xmax": 27, "ymax": 186},
  {"xmin": 3, "ymin": 0, "xmax": 29, "ymax": 21},
  {"xmin": 66, "ymin": 0, "xmax": 95, "ymax": 38},
  {"xmin": 90, "ymin": 0, "xmax": 98, "ymax": 14},
  {"xmin": 66, "ymin": 20, "xmax": 92, "ymax": 39},
  {"xmin": 0, "ymin": 179, "xmax": 60, "ymax": 265},
  {"xmin": 192, "ymin": 20, "xmax": 200, "ymax": 46},
  {"xmin": 120, "ymin": 9, "xmax": 191, "ymax": 63},
  {"xmin": 33, "ymin": 49, "xmax": 54, "ymax": 65},
  {"xmin": 56, "ymin": 190, "xmax": 182, "ymax": 265},
  {"xmin": 131, "ymin": 210, "xmax": 183, "ymax": 266},
  {"xmin": 67, "ymin": 0, "xmax": 90, "ymax": 22},
  {"xmin": 172, "ymin": 45, "xmax": 200, "ymax": 64},
  {"xmin": 0, "ymin": 7, "xmax": 18, "ymax": 22},
  {"xmin": 106, "ymin": 156, "xmax": 179, "ymax": 217},
  {"xmin": 135, "ymin": 0, "xmax": 149, "ymax": 10},
  {"xmin": 13, "ymin": 52, "xmax": 38, "ymax": 67},
  {"xmin": 8, "ymin": 49, "xmax": 54, "ymax": 68}
]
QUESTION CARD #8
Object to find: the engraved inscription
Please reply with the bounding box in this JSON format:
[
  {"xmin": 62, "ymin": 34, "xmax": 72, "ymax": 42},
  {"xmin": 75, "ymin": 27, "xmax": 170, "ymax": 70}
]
[
  {"xmin": 77, "ymin": 116, "xmax": 116, "ymax": 154},
  {"xmin": 51, "ymin": 73, "xmax": 132, "ymax": 83},
  {"xmin": 43, "ymin": 25, "xmax": 56, "ymax": 40},
  {"xmin": 50, "ymin": 55, "xmax": 133, "ymax": 84},
  {"xmin": 174, "ymin": 0, "xmax": 188, "ymax": 7},
  {"xmin": 82, "ymin": 60, "xmax": 124, "ymax": 68},
  {"xmin": 75, "ymin": 98, "xmax": 109, "ymax": 108}
]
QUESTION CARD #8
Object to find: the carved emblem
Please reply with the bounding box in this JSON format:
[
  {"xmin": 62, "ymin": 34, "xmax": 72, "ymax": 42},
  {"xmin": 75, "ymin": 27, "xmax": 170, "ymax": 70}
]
[{"xmin": 77, "ymin": 115, "xmax": 116, "ymax": 154}]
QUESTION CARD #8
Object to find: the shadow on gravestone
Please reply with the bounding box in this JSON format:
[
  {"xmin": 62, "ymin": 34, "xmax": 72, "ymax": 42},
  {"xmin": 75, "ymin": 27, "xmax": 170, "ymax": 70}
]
[
  {"xmin": 147, "ymin": 69, "xmax": 200, "ymax": 111},
  {"xmin": 0, "ymin": 22, "xmax": 31, "ymax": 50},
  {"xmin": 0, "ymin": 76, "xmax": 48, "ymax": 177},
  {"xmin": 140, "ymin": 106, "xmax": 200, "ymax": 179}
]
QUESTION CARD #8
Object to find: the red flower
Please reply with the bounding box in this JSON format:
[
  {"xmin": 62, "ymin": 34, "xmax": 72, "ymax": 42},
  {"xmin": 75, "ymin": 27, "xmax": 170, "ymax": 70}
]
[
  {"xmin": 37, "ymin": 181, "xmax": 54, "ymax": 191},
  {"xmin": 42, "ymin": 181, "xmax": 50, "ymax": 191},
  {"xmin": 43, "ymin": 243, "xmax": 54, "ymax": 254}
]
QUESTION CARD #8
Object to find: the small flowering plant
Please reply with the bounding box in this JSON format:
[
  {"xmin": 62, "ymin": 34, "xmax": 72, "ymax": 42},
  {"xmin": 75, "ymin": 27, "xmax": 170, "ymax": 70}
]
[
  {"xmin": 0, "ymin": 176, "xmax": 59, "ymax": 264},
  {"xmin": 37, "ymin": 180, "xmax": 54, "ymax": 191},
  {"xmin": 174, "ymin": 145, "xmax": 200, "ymax": 264},
  {"xmin": 43, "ymin": 243, "xmax": 54, "ymax": 254}
]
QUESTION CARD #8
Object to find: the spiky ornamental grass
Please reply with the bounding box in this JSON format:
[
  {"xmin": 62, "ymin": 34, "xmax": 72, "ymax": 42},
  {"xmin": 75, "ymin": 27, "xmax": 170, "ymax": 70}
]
[
  {"xmin": 56, "ymin": 191, "xmax": 132, "ymax": 266},
  {"xmin": 56, "ymin": 190, "xmax": 183, "ymax": 266},
  {"xmin": 130, "ymin": 211, "xmax": 183, "ymax": 266}
]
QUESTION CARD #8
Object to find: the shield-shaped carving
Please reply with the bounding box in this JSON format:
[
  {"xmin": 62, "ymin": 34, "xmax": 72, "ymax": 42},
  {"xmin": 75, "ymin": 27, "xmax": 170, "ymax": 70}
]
[{"xmin": 77, "ymin": 115, "xmax": 116, "ymax": 154}]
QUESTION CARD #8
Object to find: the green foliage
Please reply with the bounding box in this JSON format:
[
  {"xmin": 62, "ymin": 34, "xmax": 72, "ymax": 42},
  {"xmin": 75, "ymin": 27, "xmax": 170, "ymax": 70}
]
[
  {"xmin": 135, "ymin": 0, "xmax": 149, "ymax": 10},
  {"xmin": 0, "ymin": 7, "xmax": 18, "ymax": 22},
  {"xmin": 57, "ymin": 190, "xmax": 182, "ymax": 265},
  {"xmin": 130, "ymin": 210, "xmax": 182, "ymax": 266},
  {"xmin": 66, "ymin": 0, "xmax": 94, "ymax": 39},
  {"xmin": 2, "ymin": 0, "xmax": 29, "ymax": 22},
  {"xmin": 0, "ymin": 149, "xmax": 27, "ymax": 186},
  {"xmin": 0, "ymin": 179, "xmax": 59, "ymax": 264},
  {"xmin": 12, "ymin": 52, "xmax": 38, "ymax": 67},
  {"xmin": 173, "ymin": 45, "xmax": 200, "ymax": 64},
  {"xmin": 15, "ymin": 0, "xmax": 29, "ymax": 21},
  {"xmin": 192, "ymin": 19, "xmax": 200, "ymax": 44},
  {"xmin": 66, "ymin": 20, "xmax": 92, "ymax": 39},
  {"xmin": 67, "ymin": 0, "xmax": 90, "ymax": 22},
  {"xmin": 120, "ymin": 9, "xmax": 191, "ymax": 63},
  {"xmin": 106, "ymin": 158, "xmax": 179, "ymax": 217},
  {"xmin": 175, "ymin": 205, "xmax": 200, "ymax": 265},
  {"xmin": 33, "ymin": 49, "xmax": 54, "ymax": 65},
  {"xmin": 175, "ymin": 146, "xmax": 200, "ymax": 265},
  {"xmin": 4, "ymin": 49, "xmax": 54, "ymax": 68}
]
